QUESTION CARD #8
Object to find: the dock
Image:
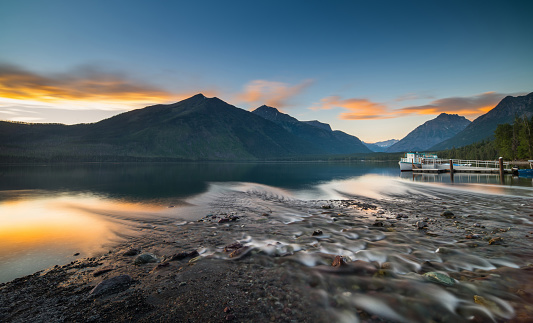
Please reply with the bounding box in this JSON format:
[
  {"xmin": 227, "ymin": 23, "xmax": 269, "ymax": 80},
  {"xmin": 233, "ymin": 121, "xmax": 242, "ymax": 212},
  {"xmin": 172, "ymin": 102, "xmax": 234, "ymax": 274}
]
[{"xmin": 411, "ymin": 157, "xmax": 511, "ymax": 175}]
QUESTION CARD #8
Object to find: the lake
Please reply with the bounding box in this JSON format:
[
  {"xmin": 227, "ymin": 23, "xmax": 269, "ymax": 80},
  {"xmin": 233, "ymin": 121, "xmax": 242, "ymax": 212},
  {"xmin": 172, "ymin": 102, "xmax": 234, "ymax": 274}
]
[{"xmin": 1, "ymin": 161, "xmax": 532, "ymax": 284}]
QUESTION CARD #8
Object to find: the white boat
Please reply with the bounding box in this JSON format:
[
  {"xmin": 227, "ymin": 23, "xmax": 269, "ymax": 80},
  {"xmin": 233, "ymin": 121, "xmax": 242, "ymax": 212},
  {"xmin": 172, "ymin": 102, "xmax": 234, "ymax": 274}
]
[{"xmin": 399, "ymin": 152, "xmax": 438, "ymax": 171}]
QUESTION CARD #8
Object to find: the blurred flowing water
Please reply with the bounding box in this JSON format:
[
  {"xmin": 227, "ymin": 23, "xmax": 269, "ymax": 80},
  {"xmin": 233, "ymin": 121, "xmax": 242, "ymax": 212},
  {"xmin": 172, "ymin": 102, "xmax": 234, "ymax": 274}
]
[{"xmin": 1, "ymin": 162, "xmax": 532, "ymax": 321}]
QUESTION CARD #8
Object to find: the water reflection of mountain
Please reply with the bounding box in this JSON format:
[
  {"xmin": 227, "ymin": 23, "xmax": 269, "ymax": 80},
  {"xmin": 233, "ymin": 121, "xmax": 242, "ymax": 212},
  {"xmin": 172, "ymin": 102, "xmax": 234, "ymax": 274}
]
[{"xmin": 0, "ymin": 162, "xmax": 398, "ymax": 201}]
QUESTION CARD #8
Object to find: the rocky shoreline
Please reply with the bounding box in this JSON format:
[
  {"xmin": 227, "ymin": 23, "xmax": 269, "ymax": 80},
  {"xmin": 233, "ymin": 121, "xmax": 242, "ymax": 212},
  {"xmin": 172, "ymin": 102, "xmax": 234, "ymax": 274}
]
[{"xmin": 1, "ymin": 183, "xmax": 532, "ymax": 322}]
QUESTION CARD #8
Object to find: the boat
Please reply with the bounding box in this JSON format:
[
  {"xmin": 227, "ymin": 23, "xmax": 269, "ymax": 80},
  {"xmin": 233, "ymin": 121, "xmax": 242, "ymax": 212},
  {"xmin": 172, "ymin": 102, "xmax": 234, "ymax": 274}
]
[
  {"xmin": 518, "ymin": 160, "xmax": 533, "ymax": 177},
  {"xmin": 399, "ymin": 152, "xmax": 438, "ymax": 171}
]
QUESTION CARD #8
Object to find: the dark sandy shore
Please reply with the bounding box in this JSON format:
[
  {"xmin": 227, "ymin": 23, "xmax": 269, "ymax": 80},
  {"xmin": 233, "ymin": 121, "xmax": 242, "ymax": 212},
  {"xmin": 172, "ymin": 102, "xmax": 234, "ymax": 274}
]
[{"xmin": 1, "ymin": 183, "xmax": 532, "ymax": 322}]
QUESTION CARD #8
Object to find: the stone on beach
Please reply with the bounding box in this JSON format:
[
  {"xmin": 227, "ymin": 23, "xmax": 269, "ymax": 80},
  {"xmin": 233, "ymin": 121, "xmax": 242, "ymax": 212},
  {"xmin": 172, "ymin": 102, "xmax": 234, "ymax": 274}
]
[
  {"xmin": 134, "ymin": 253, "xmax": 159, "ymax": 265},
  {"xmin": 89, "ymin": 274, "xmax": 132, "ymax": 297},
  {"xmin": 440, "ymin": 210, "xmax": 455, "ymax": 218},
  {"xmin": 423, "ymin": 272, "xmax": 455, "ymax": 286}
]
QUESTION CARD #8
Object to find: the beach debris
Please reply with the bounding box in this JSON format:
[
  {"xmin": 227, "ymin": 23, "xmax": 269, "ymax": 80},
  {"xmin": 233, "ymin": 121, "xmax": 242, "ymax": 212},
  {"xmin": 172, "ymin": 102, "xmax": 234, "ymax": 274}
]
[
  {"xmin": 312, "ymin": 230, "xmax": 323, "ymax": 236},
  {"xmin": 123, "ymin": 248, "xmax": 141, "ymax": 256},
  {"xmin": 423, "ymin": 272, "xmax": 455, "ymax": 286},
  {"xmin": 134, "ymin": 253, "xmax": 159, "ymax": 265},
  {"xmin": 170, "ymin": 250, "xmax": 199, "ymax": 261},
  {"xmin": 89, "ymin": 274, "xmax": 132, "ymax": 297},
  {"xmin": 489, "ymin": 236, "xmax": 504, "ymax": 245},
  {"xmin": 440, "ymin": 210, "xmax": 455, "ymax": 218},
  {"xmin": 332, "ymin": 255, "xmax": 347, "ymax": 267}
]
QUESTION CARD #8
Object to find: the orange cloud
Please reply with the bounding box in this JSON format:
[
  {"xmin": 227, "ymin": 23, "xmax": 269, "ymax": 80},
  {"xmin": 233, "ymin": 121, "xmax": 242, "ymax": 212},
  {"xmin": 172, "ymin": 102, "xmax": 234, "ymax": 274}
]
[
  {"xmin": 312, "ymin": 95, "xmax": 391, "ymax": 120},
  {"xmin": 397, "ymin": 92, "xmax": 513, "ymax": 118},
  {"xmin": 0, "ymin": 63, "xmax": 176, "ymax": 103},
  {"xmin": 235, "ymin": 79, "xmax": 313, "ymax": 108}
]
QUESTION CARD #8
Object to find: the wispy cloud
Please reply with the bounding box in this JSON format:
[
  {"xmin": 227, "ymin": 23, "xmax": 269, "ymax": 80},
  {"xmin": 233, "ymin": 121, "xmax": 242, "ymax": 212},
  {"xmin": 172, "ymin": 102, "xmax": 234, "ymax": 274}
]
[
  {"xmin": 312, "ymin": 91, "xmax": 522, "ymax": 120},
  {"xmin": 397, "ymin": 92, "xmax": 516, "ymax": 117},
  {"xmin": 311, "ymin": 96, "xmax": 392, "ymax": 120},
  {"xmin": 235, "ymin": 79, "xmax": 313, "ymax": 108}
]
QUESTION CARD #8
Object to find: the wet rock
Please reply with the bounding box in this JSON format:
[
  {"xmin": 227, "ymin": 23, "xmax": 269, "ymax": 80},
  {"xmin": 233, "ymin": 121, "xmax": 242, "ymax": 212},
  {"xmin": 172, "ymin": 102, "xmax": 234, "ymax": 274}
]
[
  {"xmin": 332, "ymin": 255, "xmax": 347, "ymax": 267},
  {"xmin": 474, "ymin": 295, "xmax": 500, "ymax": 312},
  {"xmin": 466, "ymin": 234, "xmax": 481, "ymax": 239},
  {"xmin": 229, "ymin": 246, "xmax": 251, "ymax": 258},
  {"xmin": 123, "ymin": 248, "xmax": 141, "ymax": 256},
  {"xmin": 224, "ymin": 242, "xmax": 243, "ymax": 252},
  {"xmin": 381, "ymin": 262, "xmax": 393, "ymax": 270},
  {"xmin": 134, "ymin": 253, "xmax": 159, "ymax": 265},
  {"xmin": 441, "ymin": 210, "xmax": 455, "ymax": 218},
  {"xmin": 89, "ymin": 274, "xmax": 132, "ymax": 297},
  {"xmin": 73, "ymin": 252, "xmax": 80, "ymax": 256},
  {"xmin": 93, "ymin": 268, "xmax": 114, "ymax": 277},
  {"xmin": 321, "ymin": 204, "xmax": 332, "ymax": 209},
  {"xmin": 489, "ymin": 237, "xmax": 503, "ymax": 245},
  {"xmin": 372, "ymin": 221, "xmax": 384, "ymax": 227},
  {"xmin": 423, "ymin": 272, "xmax": 455, "ymax": 286},
  {"xmin": 170, "ymin": 250, "xmax": 199, "ymax": 261},
  {"xmin": 312, "ymin": 230, "xmax": 323, "ymax": 236},
  {"xmin": 416, "ymin": 221, "xmax": 428, "ymax": 229}
]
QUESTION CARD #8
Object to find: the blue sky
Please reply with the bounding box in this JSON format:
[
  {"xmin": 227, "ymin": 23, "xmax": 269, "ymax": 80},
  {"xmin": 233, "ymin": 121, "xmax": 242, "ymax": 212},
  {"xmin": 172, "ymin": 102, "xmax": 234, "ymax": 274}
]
[{"xmin": 1, "ymin": 0, "xmax": 532, "ymax": 142}]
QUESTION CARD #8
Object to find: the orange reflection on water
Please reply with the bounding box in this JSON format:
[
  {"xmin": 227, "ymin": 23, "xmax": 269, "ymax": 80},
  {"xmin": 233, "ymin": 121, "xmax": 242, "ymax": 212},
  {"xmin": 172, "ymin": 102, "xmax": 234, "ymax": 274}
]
[{"xmin": 0, "ymin": 193, "xmax": 166, "ymax": 262}]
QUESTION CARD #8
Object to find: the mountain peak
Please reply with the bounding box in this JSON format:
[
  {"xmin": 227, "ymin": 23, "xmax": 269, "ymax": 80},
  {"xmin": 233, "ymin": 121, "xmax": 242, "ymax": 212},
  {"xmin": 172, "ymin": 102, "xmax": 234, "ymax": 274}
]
[{"xmin": 255, "ymin": 105, "xmax": 280, "ymax": 113}]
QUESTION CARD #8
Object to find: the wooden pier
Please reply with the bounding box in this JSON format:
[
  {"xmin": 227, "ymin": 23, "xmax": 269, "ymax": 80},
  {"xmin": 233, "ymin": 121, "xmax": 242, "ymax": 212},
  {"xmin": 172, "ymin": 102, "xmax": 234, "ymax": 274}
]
[{"xmin": 412, "ymin": 157, "xmax": 511, "ymax": 175}]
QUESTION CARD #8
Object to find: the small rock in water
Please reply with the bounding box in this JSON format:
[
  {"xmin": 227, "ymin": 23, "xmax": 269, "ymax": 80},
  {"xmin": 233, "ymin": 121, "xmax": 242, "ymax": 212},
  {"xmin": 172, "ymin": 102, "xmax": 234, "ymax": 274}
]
[
  {"xmin": 416, "ymin": 221, "xmax": 428, "ymax": 229},
  {"xmin": 224, "ymin": 242, "xmax": 243, "ymax": 252},
  {"xmin": 423, "ymin": 272, "xmax": 455, "ymax": 286},
  {"xmin": 229, "ymin": 246, "xmax": 251, "ymax": 258},
  {"xmin": 73, "ymin": 252, "xmax": 80, "ymax": 256},
  {"xmin": 474, "ymin": 295, "xmax": 500, "ymax": 312},
  {"xmin": 321, "ymin": 205, "xmax": 332, "ymax": 209},
  {"xmin": 170, "ymin": 250, "xmax": 199, "ymax": 261},
  {"xmin": 489, "ymin": 236, "xmax": 503, "ymax": 245},
  {"xmin": 123, "ymin": 248, "xmax": 141, "ymax": 256},
  {"xmin": 440, "ymin": 210, "xmax": 455, "ymax": 218},
  {"xmin": 332, "ymin": 255, "xmax": 347, "ymax": 267},
  {"xmin": 89, "ymin": 274, "xmax": 132, "ymax": 297},
  {"xmin": 312, "ymin": 230, "xmax": 323, "ymax": 236},
  {"xmin": 134, "ymin": 253, "xmax": 159, "ymax": 265}
]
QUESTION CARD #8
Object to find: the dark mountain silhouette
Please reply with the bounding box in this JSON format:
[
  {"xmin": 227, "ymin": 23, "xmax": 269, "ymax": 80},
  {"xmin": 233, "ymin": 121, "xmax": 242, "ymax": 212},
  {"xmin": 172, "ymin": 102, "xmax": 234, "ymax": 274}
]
[
  {"xmin": 387, "ymin": 113, "xmax": 471, "ymax": 152},
  {"xmin": 430, "ymin": 92, "xmax": 533, "ymax": 150},
  {"xmin": 251, "ymin": 105, "xmax": 371, "ymax": 154},
  {"xmin": 0, "ymin": 94, "xmax": 369, "ymax": 162}
]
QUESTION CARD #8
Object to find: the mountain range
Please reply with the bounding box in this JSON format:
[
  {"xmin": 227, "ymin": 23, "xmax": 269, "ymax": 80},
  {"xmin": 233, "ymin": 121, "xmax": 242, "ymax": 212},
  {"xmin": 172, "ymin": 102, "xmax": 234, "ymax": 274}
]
[
  {"xmin": 2, "ymin": 92, "xmax": 532, "ymax": 161},
  {"xmin": 386, "ymin": 113, "xmax": 471, "ymax": 152},
  {"xmin": 0, "ymin": 94, "xmax": 370, "ymax": 162},
  {"xmin": 430, "ymin": 92, "xmax": 533, "ymax": 150},
  {"xmin": 363, "ymin": 139, "xmax": 399, "ymax": 152}
]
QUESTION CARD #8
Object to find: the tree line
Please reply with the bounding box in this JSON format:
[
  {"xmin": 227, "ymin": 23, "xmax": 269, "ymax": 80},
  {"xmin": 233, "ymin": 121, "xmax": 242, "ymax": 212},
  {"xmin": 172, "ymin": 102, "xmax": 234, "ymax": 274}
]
[{"xmin": 494, "ymin": 116, "xmax": 533, "ymax": 160}]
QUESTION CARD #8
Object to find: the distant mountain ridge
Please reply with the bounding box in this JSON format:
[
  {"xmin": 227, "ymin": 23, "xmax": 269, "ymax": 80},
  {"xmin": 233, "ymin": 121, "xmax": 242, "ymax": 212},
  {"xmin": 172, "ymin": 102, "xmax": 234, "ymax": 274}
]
[
  {"xmin": 431, "ymin": 92, "xmax": 533, "ymax": 150},
  {"xmin": 387, "ymin": 113, "xmax": 471, "ymax": 152},
  {"xmin": 251, "ymin": 105, "xmax": 371, "ymax": 154},
  {"xmin": 363, "ymin": 139, "xmax": 399, "ymax": 152},
  {"xmin": 0, "ymin": 94, "xmax": 370, "ymax": 162}
]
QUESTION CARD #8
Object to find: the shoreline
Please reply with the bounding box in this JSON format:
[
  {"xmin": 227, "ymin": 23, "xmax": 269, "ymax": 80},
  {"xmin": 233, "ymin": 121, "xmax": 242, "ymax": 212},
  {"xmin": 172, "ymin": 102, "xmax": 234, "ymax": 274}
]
[{"xmin": 1, "ymin": 183, "xmax": 533, "ymax": 322}]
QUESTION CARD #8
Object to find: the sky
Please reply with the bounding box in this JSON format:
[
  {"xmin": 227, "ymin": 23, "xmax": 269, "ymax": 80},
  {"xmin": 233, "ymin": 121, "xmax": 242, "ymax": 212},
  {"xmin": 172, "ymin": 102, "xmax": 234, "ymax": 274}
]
[{"xmin": 1, "ymin": 0, "xmax": 532, "ymax": 142}]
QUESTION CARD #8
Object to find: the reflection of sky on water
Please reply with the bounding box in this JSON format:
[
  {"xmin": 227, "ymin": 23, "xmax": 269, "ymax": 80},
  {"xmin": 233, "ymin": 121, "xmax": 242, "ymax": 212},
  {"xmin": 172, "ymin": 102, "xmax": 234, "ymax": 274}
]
[{"xmin": 0, "ymin": 191, "xmax": 168, "ymax": 283}]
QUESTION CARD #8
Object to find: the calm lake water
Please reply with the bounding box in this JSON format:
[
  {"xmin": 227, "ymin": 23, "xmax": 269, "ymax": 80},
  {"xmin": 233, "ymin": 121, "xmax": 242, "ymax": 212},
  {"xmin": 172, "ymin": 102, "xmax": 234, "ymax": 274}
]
[{"xmin": 1, "ymin": 162, "xmax": 532, "ymax": 283}]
